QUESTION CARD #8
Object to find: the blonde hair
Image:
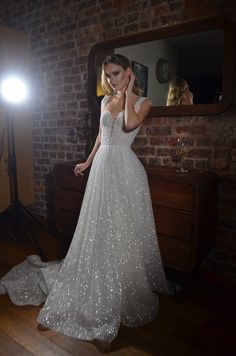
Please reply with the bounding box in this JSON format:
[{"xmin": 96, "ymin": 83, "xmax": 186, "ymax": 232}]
[
  {"xmin": 166, "ymin": 77, "xmax": 189, "ymax": 106},
  {"xmin": 101, "ymin": 54, "xmax": 142, "ymax": 96}
]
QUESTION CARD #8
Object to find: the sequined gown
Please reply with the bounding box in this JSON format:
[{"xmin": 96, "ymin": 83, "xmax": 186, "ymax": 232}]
[{"xmin": 0, "ymin": 96, "xmax": 170, "ymax": 343}]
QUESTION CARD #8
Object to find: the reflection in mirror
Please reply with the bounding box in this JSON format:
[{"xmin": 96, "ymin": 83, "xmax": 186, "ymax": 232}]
[
  {"xmin": 95, "ymin": 29, "xmax": 224, "ymax": 106},
  {"xmin": 88, "ymin": 17, "xmax": 235, "ymax": 117},
  {"xmin": 166, "ymin": 78, "xmax": 193, "ymax": 106}
]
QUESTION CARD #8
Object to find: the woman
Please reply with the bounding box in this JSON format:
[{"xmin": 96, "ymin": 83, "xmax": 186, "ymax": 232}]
[
  {"xmin": 166, "ymin": 77, "xmax": 193, "ymax": 106},
  {"xmin": 0, "ymin": 54, "xmax": 171, "ymax": 347}
]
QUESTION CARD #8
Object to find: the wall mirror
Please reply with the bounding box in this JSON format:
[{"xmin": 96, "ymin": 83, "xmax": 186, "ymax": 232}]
[{"xmin": 88, "ymin": 17, "xmax": 235, "ymax": 118}]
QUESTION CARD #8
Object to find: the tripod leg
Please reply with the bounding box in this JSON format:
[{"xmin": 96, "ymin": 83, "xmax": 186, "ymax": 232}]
[
  {"xmin": 0, "ymin": 203, "xmax": 24, "ymax": 240},
  {"xmin": 0, "ymin": 200, "xmax": 47, "ymax": 261},
  {"xmin": 17, "ymin": 202, "xmax": 44, "ymax": 228}
]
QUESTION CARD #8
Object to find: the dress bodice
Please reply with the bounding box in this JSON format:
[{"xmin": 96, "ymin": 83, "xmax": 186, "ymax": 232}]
[{"xmin": 100, "ymin": 96, "xmax": 146, "ymax": 147}]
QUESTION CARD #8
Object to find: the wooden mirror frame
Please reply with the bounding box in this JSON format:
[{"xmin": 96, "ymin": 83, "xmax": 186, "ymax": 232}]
[{"xmin": 88, "ymin": 17, "xmax": 235, "ymax": 117}]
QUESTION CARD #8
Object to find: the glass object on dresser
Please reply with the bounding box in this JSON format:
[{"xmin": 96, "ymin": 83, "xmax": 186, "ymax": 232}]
[{"xmin": 175, "ymin": 137, "xmax": 188, "ymax": 173}]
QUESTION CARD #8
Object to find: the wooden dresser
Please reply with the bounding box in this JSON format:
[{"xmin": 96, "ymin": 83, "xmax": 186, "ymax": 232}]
[{"xmin": 53, "ymin": 162, "xmax": 218, "ymax": 273}]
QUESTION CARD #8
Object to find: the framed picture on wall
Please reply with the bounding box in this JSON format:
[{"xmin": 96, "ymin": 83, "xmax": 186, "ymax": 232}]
[{"xmin": 132, "ymin": 61, "xmax": 148, "ymax": 97}]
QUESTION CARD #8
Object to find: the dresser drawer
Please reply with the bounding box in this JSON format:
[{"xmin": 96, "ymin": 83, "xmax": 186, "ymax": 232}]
[
  {"xmin": 158, "ymin": 235, "xmax": 192, "ymax": 271},
  {"xmin": 55, "ymin": 209, "xmax": 78, "ymax": 235},
  {"xmin": 54, "ymin": 165, "xmax": 87, "ymax": 191},
  {"xmin": 55, "ymin": 188, "xmax": 84, "ymax": 213},
  {"xmin": 149, "ymin": 180, "xmax": 194, "ymax": 211},
  {"xmin": 154, "ymin": 207, "xmax": 193, "ymax": 241}
]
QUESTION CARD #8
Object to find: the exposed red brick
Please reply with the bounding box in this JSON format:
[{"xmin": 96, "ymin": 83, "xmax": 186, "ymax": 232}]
[
  {"xmin": 209, "ymin": 159, "xmax": 229, "ymax": 171},
  {"xmin": 154, "ymin": 3, "xmax": 170, "ymax": 17},
  {"xmin": 133, "ymin": 137, "xmax": 148, "ymax": 146},
  {"xmin": 185, "ymin": 0, "xmax": 205, "ymax": 7},
  {"xmin": 149, "ymin": 137, "xmax": 166, "ymax": 146},
  {"xmin": 175, "ymin": 125, "xmax": 206, "ymax": 135},
  {"xmin": 148, "ymin": 157, "xmax": 162, "ymax": 165},
  {"xmin": 194, "ymin": 159, "xmax": 208, "ymax": 169},
  {"xmin": 186, "ymin": 4, "xmax": 218, "ymax": 20}
]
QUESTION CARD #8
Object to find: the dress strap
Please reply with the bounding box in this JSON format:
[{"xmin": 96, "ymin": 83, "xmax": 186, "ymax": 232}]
[
  {"xmin": 101, "ymin": 95, "xmax": 110, "ymax": 107},
  {"xmin": 134, "ymin": 96, "xmax": 147, "ymax": 112}
]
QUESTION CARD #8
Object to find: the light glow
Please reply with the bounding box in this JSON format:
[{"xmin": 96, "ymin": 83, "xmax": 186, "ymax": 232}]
[{"xmin": 1, "ymin": 76, "xmax": 28, "ymax": 104}]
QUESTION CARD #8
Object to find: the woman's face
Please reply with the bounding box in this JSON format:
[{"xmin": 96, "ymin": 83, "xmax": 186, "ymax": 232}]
[{"xmin": 104, "ymin": 63, "xmax": 129, "ymax": 92}]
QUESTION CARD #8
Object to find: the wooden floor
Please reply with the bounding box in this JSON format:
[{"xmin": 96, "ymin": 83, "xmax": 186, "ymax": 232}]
[{"xmin": 0, "ymin": 222, "xmax": 235, "ymax": 356}]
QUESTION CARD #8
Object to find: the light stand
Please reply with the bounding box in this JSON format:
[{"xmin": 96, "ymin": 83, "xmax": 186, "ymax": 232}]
[{"xmin": 0, "ymin": 76, "xmax": 45, "ymax": 260}]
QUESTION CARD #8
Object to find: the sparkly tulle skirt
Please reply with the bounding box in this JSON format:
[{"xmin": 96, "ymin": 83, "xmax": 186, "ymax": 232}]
[{"xmin": 0, "ymin": 145, "xmax": 170, "ymax": 343}]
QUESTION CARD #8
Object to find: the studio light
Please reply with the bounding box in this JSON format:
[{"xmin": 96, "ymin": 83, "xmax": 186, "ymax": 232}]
[
  {"xmin": 1, "ymin": 76, "xmax": 28, "ymax": 104},
  {"xmin": 0, "ymin": 74, "xmax": 44, "ymax": 259}
]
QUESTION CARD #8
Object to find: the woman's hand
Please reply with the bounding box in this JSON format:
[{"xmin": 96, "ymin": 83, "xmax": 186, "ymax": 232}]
[
  {"xmin": 125, "ymin": 69, "xmax": 135, "ymax": 95},
  {"xmin": 74, "ymin": 161, "xmax": 89, "ymax": 176},
  {"xmin": 182, "ymin": 89, "xmax": 193, "ymax": 105}
]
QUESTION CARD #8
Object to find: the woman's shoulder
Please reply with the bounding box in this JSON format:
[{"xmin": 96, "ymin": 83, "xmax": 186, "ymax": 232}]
[
  {"xmin": 101, "ymin": 95, "xmax": 110, "ymax": 102},
  {"xmin": 134, "ymin": 96, "xmax": 152, "ymax": 113},
  {"xmin": 101, "ymin": 95, "xmax": 111, "ymax": 107},
  {"xmin": 136, "ymin": 96, "xmax": 152, "ymax": 107}
]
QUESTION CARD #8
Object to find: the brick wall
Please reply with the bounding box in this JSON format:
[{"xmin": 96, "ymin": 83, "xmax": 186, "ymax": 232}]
[{"xmin": 0, "ymin": 0, "xmax": 235, "ymax": 281}]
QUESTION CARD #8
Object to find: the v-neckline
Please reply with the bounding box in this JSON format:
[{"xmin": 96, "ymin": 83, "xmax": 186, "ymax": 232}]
[
  {"xmin": 104, "ymin": 110, "xmax": 124, "ymax": 121},
  {"xmin": 104, "ymin": 96, "xmax": 142, "ymax": 120}
]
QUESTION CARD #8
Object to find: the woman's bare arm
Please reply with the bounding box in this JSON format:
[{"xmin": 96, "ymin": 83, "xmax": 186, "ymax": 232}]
[
  {"xmin": 124, "ymin": 95, "xmax": 152, "ymax": 130},
  {"xmin": 124, "ymin": 71, "xmax": 152, "ymax": 130},
  {"xmin": 74, "ymin": 128, "xmax": 101, "ymax": 176}
]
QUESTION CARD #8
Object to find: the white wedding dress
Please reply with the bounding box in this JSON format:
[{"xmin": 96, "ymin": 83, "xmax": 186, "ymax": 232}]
[{"xmin": 0, "ymin": 96, "xmax": 171, "ymax": 343}]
